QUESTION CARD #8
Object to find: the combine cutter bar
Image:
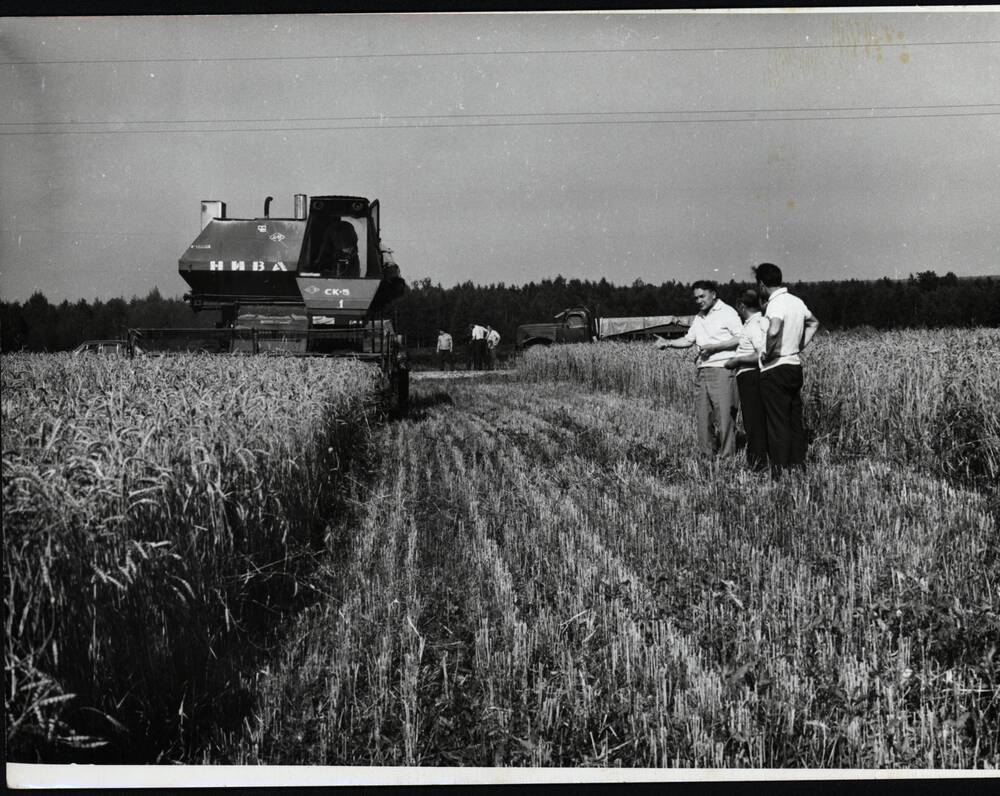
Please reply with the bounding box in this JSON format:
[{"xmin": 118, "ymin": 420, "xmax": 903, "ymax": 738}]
[{"xmin": 126, "ymin": 324, "xmax": 409, "ymax": 407}]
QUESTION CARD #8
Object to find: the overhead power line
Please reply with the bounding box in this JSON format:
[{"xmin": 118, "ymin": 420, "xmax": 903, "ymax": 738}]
[
  {"xmin": 2, "ymin": 39, "xmax": 999, "ymax": 66},
  {"xmin": 3, "ymin": 108, "xmax": 999, "ymax": 135},
  {"xmin": 2, "ymin": 102, "xmax": 998, "ymax": 127}
]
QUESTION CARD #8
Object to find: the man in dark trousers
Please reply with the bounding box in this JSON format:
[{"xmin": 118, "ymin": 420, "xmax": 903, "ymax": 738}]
[
  {"xmin": 655, "ymin": 280, "xmax": 743, "ymax": 457},
  {"xmin": 469, "ymin": 323, "xmax": 488, "ymax": 370},
  {"xmin": 436, "ymin": 329, "xmax": 454, "ymax": 371},
  {"xmin": 754, "ymin": 263, "xmax": 821, "ymax": 473},
  {"xmin": 724, "ymin": 289, "xmax": 771, "ymax": 471}
]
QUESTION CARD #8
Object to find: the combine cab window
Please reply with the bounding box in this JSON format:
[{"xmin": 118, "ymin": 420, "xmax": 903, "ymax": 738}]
[
  {"xmin": 308, "ymin": 216, "xmax": 362, "ymax": 277},
  {"xmin": 566, "ymin": 312, "xmax": 587, "ymax": 329}
]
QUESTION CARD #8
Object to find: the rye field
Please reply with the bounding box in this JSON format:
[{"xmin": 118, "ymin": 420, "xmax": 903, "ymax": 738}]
[
  {"xmin": 4, "ymin": 327, "xmax": 1000, "ymax": 768},
  {"xmin": 3, "ymin": 353, "xmax": 384, "ymax": 761}
]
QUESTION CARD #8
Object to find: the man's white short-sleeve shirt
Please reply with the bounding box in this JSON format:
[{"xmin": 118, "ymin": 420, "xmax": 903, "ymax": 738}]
[
  {"xmin": 734, "ymin": 312, "xmax": 769, "ymax": 376},
  {"xmin": 761, "ymin": 287, "xmax": 812, "ymax": 372},
  {"xmin": 683, "ymin": 299, "xmax": 742, "ymax": 368}
]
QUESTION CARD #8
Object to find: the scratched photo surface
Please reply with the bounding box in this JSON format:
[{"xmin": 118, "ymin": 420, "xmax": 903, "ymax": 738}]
[{"xmin": 3, "ymin": 8, "xmax": 999, "ymax": 788}]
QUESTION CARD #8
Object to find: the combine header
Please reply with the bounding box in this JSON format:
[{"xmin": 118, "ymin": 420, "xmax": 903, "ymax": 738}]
[{"xmin": 130, "ymin": 193, "xmax": 409, "ymax": 404}]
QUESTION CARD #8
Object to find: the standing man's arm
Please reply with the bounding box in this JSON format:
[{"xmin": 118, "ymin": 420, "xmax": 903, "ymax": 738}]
[
  {"xmin": 762, "ymin": 317, "xmax": 783, "ymax": 364},
  {"xmin": 801, "ymin": 313, "xmax": 820, "ymax": 350},
  {"xmin": 724, "ymin": 352, "xmax": 758, "ymax": 369},
  {"xmin": 656, "ymin": 335, "xmax": 693, "ymax": 350},
  {"xmin": 656, "ymin": 319, "xmax": 699, "ymax": 350},
  {"xmin": 700, "ymin": 336, "xmax": 740, "ymax": 355}
]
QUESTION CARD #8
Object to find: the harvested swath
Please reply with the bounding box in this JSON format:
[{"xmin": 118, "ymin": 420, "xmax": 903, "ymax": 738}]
[
  {"xmin": 2, "ymin": 353, "xmax": 382, "ymax": 761},
  {"xmin": 228, "ymin": 378, "xmax": 999, "ymax": 768}
]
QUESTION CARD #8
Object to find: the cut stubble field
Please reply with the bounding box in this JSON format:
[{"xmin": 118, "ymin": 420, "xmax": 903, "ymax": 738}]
[
  {"xmin": 4, "ymin": 328, "xmax": 999, "ymax": 768},
  {"xmin": 223, "ymin": 331, "xmax": 999, "ymax": 768}
]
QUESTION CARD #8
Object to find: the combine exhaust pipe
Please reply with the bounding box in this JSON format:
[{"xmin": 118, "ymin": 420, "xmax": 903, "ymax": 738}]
[{"xmin": 264, "ymin": 195, "xmax": 274, "ymax": 218}]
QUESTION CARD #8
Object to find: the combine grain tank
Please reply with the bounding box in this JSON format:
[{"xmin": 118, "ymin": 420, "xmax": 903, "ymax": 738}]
[{"xmin": 129, "ymin": 193, "xmax": 409, "ymax": 405}]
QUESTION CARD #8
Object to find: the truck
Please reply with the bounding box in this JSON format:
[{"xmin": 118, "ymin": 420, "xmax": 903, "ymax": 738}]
[
  {"xmin": 129, "ymin": 193, "xmax": 410, "ymax": 405},
  {"xmin": 516, "ymin": 306, "xmax": 689, "ymax": 348}
]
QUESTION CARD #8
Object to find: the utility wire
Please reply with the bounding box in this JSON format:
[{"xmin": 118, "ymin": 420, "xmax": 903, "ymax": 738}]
[
  {"xmin": 3, "ymin": 39, "xmax": 999, "ymax": 66},
  {"xmin": 2, "ymin": 102, "xmax": 998, "ymax": 127},
  {"xmin": 3, "ymin": 109, "xmax": 999, "ymax": 135}
]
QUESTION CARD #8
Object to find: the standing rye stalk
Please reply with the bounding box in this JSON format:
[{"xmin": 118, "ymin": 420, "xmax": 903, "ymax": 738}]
[{"xmin": 3, "ymin": 353, "xmax": 382, "ymax": 761}]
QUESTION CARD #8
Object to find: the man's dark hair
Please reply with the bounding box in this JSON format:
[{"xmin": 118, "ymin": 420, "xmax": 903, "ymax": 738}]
[
  {"xmin": 691, "ymin": 280, "xmax": 718, "ymax": 294},
  {"xmin": 753, "ymin": 263, "xmax": 782, "ymax": 287},
  {"xmin": 737, "ymin": 289, "xmax": 761, "ymax": 310}
]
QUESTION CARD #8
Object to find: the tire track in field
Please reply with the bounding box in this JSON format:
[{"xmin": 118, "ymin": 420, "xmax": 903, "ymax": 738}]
[
  {"xmin": 234, "ymin": 418, "xmax": 420, "ymax": 764},
  {"xmin": 382, "ymin": 380, "xmax": 747, "ymax": 765},
  {"xmin": 458, "ymin": 382, "xmax": 751, "ymax": 765},
  {"xmin": 275, "ymin": 378, "xmax": 744, "ymax": 766}
]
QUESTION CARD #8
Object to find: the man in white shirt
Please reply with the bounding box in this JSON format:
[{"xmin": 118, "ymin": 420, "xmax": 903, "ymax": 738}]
[
  {"xmin": 486, "ymin": 326, "xmax": 501, "ymax": 370},
  {"xmin": 470, "ymin": 323, "xmax": 488, "ymax": 370},
  {"xmin": 655, "ymin": 280, "xmax": 743, "ymax": 456},
  {"xmin": 754, "ymin": 263, "xmax": 821, "ymax": 472},
  {"xmin": 436, "ymin": 329, "xmax": 454, "ymax": 371},
  {"xmin": 724, "ymin": 289, "xmax": 771, "ymax": 471}
]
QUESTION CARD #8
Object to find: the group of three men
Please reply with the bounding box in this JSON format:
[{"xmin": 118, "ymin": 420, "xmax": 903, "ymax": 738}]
[
  {"xmin": 656, "ymin": 263, "xmax": 820, "ymax": 474},
  {"xmin": 435, "ymin": 324, "xmax": 501, "ymax": 370}
]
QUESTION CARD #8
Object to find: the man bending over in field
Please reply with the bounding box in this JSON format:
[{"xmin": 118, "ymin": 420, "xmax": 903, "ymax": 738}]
[{"xmin": 655, "ymin": 280, "xmax": 743, "ymax": 457}]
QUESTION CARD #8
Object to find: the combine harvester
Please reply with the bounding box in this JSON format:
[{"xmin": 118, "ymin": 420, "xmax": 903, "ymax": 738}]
[{"xmin": 130, "ymin": 193, "xmax": 410, "ymax": 406}]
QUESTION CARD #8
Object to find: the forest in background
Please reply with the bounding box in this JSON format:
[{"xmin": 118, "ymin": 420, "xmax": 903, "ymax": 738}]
[{"xmin": 1, "ymin": 270, "xmax": 997, "ymax": 352}]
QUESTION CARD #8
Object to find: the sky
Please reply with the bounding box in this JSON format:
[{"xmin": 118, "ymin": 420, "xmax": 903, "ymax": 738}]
[{"xmin": 1, "ymin": 9, "xmax": 998, "ymax": 303}]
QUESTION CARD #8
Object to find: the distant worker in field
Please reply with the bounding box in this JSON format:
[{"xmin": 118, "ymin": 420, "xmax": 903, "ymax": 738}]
[
  {"xmin": 655, "ymin": 280, "xmax": 743, "ymax": 457},
  {"xmin": 315, "ymin": 217, "xmax": 360, "ymax": 278},
  {"xmin": 469, "ymin": 323, "xmax": 488, "ymax": 370},
  {"xmin": 436, "ymin": 329, "xmax": 454, "ymax": 371},
  {"xmin": 724, "ymin": 290, "xmax": 771, "ymax": 471},
  {"xmin": 486, "ymin": 325, "xmax": 501, "ymax": 370},
  {"xmin": 753, "ymin": 262, "xmax": 821, "ymax": 473}
]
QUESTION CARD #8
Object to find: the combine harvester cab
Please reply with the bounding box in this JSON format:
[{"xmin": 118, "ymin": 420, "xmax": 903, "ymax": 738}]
[{"xmin": 132, "ymin": 193, "xmax": 409, "ymax": 404}]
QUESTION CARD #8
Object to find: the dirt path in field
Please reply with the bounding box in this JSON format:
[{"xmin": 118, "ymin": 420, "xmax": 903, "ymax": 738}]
[{"xmin": 411, "ymin": 369, "xmax": 517, "ymax": 380}]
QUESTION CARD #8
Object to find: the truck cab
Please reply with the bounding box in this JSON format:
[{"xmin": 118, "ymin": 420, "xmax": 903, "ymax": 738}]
[{"xmin": 516, "ymin": 306, "xmax": 594, "ymax": 348}]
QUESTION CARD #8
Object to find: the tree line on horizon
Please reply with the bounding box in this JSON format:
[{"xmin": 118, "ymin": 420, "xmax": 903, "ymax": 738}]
[
  {"xmin": 0, "ymin": 288, "xmax": 215, "ymax": 353},
  {"xmin": 1, "ymin": 271, "xmax": 997, "ymax": 353},
  {"xmin": 393, "ymin": 270, "xmax": 998, "ymax": 348}
]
